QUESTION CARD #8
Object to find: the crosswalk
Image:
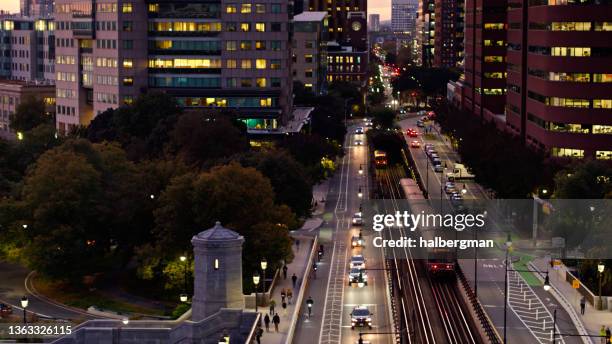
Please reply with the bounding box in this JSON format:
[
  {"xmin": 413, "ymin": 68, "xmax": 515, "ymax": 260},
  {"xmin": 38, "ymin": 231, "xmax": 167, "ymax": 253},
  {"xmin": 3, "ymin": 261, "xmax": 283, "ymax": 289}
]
[
  {"xmin": 319, "ymin": 241, "xmax": 349, "ymax": 344},
  {"xmin": 507, "ymin": 270, "xmax": 566, "ymax": 344}
]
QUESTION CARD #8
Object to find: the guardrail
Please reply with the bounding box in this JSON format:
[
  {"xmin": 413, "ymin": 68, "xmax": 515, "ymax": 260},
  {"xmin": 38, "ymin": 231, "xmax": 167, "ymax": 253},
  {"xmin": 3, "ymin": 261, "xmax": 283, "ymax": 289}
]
[
  {"xmin": 456, "ymin": 266, "xmax": 502, "ymax": 344},
  {"xmin": 285, "ymin": 235, "xmax": 318, "ymax": 344}
]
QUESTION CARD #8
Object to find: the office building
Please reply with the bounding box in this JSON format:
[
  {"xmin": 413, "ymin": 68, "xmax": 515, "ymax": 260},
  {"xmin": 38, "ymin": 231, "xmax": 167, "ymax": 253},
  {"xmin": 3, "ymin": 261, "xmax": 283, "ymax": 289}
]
[
  {"xmin": 293, "ymin": 11, "xmax": 328, "ymax": 95},
  {"xmin": 462, "ymin": 0, "xmax": 507, "ymax": 116},
  {"xmin": 0, "ymin": 79, "xmax": 55, "ymax": 138},
  {"xmin": 506, "ymin": 0, "xmax": 612, "ymax": 159},
  {"xmin": 392, "ymin": 0, "xmax": 417, "ymax": 34},
  {"xmin": 369, "ymin": 14, "xmax": 379, "ymax": 32},
  {"xmin": 433, "ymin": 0, "xmax": 464, "ymax": 68},
  {"xmin": 0, "ymin": 18, "xmax": 55, "ymax": 82},
  {"xmin": 415, "ymin": 0, "xmax": 434, "ymax": 66},
  {"xmin": 308, "ymin": 0, "xmax": 366, "ymax": 44},
  {"xmin": 326, "ymin": 11, "xmax": 368, "ymax": 86},
  {"xmin": 52, "ymin": 0, "xmax": 293, "ymax": 134},
  {"xmin": 21, "ymin": 0, "xmax": 55, "ymax": 18}
]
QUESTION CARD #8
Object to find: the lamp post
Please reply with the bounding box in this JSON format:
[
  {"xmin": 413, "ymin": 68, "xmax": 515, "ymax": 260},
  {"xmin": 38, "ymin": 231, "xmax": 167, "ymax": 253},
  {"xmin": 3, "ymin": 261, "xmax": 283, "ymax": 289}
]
[
  {"xmin": 358, "ymin": 187, "xmax": 363, "ymax": 198},
  {"xmin": 20, "ymin": 296, "xmax": 28, "ymax": 324},
  {"xmin": 261, "ymin": 258, "xmax": 268, "ymax": 295},
  {"xmin": 439, "ymin": 167, "xmax": 446, "ymax": 212},
  {"xmin": 474, "ymin": 210, "xmax": 487, "ymax": 298},
  {"xmin": 253, "ymin": 271, "xmax": 260, "ymax": 312},
  {"xmin": 219, "ymin": 329, "xmax": 229, "ymax": 344},
  {"xmin": 359, "ymin": 164, "xmax": 363, "ymax": 175},
  {"xmin": 180, "ymin": 255, "xmax": 188, "ymax": 298},
  {"xmin": 598, "ymin": 262, "xmax": 605, "ymax": 310}
]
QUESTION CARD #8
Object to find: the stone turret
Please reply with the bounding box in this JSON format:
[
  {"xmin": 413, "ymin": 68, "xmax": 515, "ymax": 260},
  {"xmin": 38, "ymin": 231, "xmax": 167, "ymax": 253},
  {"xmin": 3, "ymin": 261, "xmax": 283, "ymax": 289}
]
[{"xmin": 191, "ymin": 221, "xmax": 245, "ymax": 321}]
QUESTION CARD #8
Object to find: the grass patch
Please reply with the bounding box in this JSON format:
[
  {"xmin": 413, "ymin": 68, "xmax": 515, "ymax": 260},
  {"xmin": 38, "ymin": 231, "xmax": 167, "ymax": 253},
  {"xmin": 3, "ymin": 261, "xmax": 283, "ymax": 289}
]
[
  {"xmin": 323, "ymin": 212, "xmax": 334, "ymax": 222},
  {"xmin": 511, "ymin": 254, "xmax": 541, "ymax": 287},
  {"xmin": 34, "ymin": 277, "xmax": 167, "ymax": 316},
  {"xmin": 422, "ymin": 133, "xmax": 438, "ymax": 141}
]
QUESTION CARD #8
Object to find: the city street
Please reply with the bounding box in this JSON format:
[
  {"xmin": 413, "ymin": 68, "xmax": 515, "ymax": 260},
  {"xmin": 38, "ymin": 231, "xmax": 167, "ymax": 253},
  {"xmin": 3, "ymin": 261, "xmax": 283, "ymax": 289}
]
[{"xmin": 294, "ymin": 123, "xmax": 394, "ymax": 344}]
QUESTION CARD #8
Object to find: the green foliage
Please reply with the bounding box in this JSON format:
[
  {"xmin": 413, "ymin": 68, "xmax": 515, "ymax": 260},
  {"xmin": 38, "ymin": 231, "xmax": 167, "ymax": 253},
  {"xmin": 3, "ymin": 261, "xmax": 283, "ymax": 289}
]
[
  {"xmin": 162, "ymin": 257, "xmax": 193, "ymax": 292},
  {"xmin": 370, "ymin": 107, "xmax": 397, "ymax": 129},
  {"xmin": 9, "ymin": 96, "xmax": 52, "ymax": 133},
  {"xmin": 553, "ymin": 161, "xmax": 612, "ymax": 199},
  {"xmin": 365, "ymin": 129, "xmax": 406, "ymax": 165},
  {"xmin": 393, "ymin": 67, "xmax": 460, "ymax": 96},
  {"xmin": 280, "ymin": 134, "xmax": 342, "ymax": 183},
  {"xmin": 171, "ymin": 303, "xmax": 191, "ymax": 319}
]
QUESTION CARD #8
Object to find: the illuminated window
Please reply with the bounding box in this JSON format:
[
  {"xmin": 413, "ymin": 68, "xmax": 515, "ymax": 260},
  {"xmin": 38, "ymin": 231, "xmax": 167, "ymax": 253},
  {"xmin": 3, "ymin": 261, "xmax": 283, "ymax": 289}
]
[
  {"xmin": 255, "ymin": 23, "xmax": 265, "ymax": 32},
  {"xmin": 227, "ymin": 59, "xmax": 237, "ymax": 68},
  {"xmin": 305, "ymin": 54, "xmax": 313, "ymax": 63},
  {"xmin": 256, "ymin": 78, "xmax": 266, "ymax": 88},
  {"xmin": 551, "ymin": 22, "xmax": 591, "ymax": 31},
  {"xmin": 545, "ymin": 97, "xmax": 589, "ymax": 108},
  {"xmin": 484, "ymin": 56, "xmax": 503, "ymax": 63},
  {"xmin": 241, "ymin": 59, "xmax": 252, "ymax": 69},
  {"xmin": 241, "ymin": 78, "xmax": 252, "ymax": 87},
  {"xmin": 593, "ymin": 125, "xmax": 612, "ymax": 134},
  {"xmin": 123, "ymin": 77, "xmax": 133, "ymax": 86},
  {"xmin": 214, "ymin": 258, "xmax": 219, "ymax": 270},
  {"xmin": 240, "ymin": 41, "xmax": 251, "ymax": 50},
  {"xmin": 305, "ymin": 83, "xmax": 313, "ymax": 90},
  {"xmin": 594, "ymin": 22, "xmax": 612, "ymax": 31},
  {"xmin": 551, "ymin": 47, "xmax": 591, "ymax": 57},
  {"xmin": 260, "ymin": 98, "xmax": 272, "ymax": 107},
  {"xmin": 226, "ymin": 4, "xmax": 237, "ymax": 13},
  {"xmin": 256, "ymin": 59, "xmax": 266, "ymax": 69},
  {"xmin": 255, "ymin": 4, "xmax": 265, "ymax": 13},
  {"xmin": 255, "ymin": 41, "xmax": 265, "ymax": 50},
  {"xmin": 551, "ymin": 147, "xmax": 584, "ymax": 158},
  {"xmin": 593, "ymin": 74, "xmax": 612, "ymax": 83},
  {"xmin": 240, "ymin": 23, "xmax": 250, "ymax": 32},
  {"xmin": 226, "ymin": 41, "xmax": 237, "ymax": 51},
  {"xmin": 270, "ymin": 59, "xmax": 280, "ymax": 69},
  {"xmin": 122, "ymin": 3, "xmax": 133, "ymax": 13},
  {"xmin": 124, "ymin": 96, "xmax": 134, "ymax": 105},
  {"xmin": 241, "ymin": 4, "xmax": 251, "ymax": 13},
  {"xmin": 596, "ymin": 151, "xmax": 612, "ymax": 160},
  {"xmin": 484, "ymin": 23, "xmax": 505, "ymax": 30},
  {"xmin": 593, "ymin": 99, "xmax": 612, "ymax": 109},
  {"xmin": 123, "ymin": 59, "xmax": 133, "ymax": 68},
  {"xmin": 148, "ymin": 4, "xmax": 159, "ymax": 12}
]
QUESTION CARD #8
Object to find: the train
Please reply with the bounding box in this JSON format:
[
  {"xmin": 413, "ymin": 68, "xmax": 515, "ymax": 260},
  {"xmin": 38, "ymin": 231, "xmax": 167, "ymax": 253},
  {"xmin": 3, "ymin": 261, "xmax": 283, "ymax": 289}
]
[
  {"xmin": 374, "ymin": 150, "xmax": 388, "ymax": 168},
  {"xmin": 399, "ymin": 178, "xmax": 425, "ymax": 200}
]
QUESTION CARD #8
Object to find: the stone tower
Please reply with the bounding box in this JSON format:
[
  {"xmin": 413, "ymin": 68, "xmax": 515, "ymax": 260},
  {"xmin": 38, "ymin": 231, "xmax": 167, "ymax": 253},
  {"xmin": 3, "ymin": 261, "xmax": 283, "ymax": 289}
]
[{"xmin": 191, "ymin": 221, "xmax": 245, "ymax": 321}]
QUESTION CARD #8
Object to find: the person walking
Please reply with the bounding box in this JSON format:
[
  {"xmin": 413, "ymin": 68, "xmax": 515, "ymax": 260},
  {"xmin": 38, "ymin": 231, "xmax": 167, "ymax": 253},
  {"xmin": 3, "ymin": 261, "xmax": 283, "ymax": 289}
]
[
  {"xmin": 601, "ymin": 325, "xmax": 607, "ymax": 344},
  {"xmin": 283, "ymin": 265, "xmax": 288, "ymax": 280},
  {"xmin": 287, "ymin": 289, "xmax": 293, "ymax": 305},
  {"xmin": 606, "ymin": 327, "xmax": 611, "ymax": 344},
  {"xmin": 580, "ymin": 296, "xmax": 586, "ymax": 315},
  {"xmin": 273, "ymin": 313, "xmax": 280, "ymax": 332},
  {"xmin": 282, "ymin": 300, "xmax": 287, "ymax": 316},
  {"xmin": 264, "ymin": 314, "xmax": 270, "ymax": 332},
  {"xmin": 269, "ymin": 299, "xmax": 276, "ymax": 315},
  {"xmin": 295, "ymin": 239, "xmax": 300, "ymax": 251},
  {"xmin": 256, "ymin": 327, "xmax": 263, "ymax": 344},
  {"xmin": 292, "ymin": 273, "xmax": 298, "ymax": 288},
  {"xmin": 281, "ymin": 289, "xmax": 286, "ymax": 304}
]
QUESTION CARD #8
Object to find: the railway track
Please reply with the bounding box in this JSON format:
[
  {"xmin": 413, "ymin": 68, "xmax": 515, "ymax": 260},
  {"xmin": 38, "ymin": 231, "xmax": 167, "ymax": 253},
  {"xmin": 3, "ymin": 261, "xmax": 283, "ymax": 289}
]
[{"xmin": 377, "ymin": 163, "xmax": 481, "ymax": 344}]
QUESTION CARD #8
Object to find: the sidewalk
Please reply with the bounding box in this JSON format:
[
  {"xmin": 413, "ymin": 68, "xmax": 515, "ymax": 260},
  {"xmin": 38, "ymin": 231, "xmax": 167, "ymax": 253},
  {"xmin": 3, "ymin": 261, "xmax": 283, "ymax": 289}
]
[
  {"xmin": 260, "ymin": 236, "xmax": 313, "ymax": 343},
  {"xmin": 532, "ymin": 257, "xmax": 612, "ymax": 340},
  {"xmin": 312, "ymin": 180, "xmax": 330, "ymax": 216}
]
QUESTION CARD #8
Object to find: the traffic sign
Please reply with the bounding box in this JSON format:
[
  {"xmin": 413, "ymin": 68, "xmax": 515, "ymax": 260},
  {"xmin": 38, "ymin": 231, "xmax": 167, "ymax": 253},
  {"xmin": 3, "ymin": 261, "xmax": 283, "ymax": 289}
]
[{"xmin": 572, "ymin": 279, "xmax": 580, "ymax": 289}]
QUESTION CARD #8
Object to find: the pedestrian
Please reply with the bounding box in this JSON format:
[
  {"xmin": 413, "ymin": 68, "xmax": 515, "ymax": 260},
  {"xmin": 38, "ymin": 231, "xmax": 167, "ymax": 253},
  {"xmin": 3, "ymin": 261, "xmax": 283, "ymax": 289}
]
[
  {"xmin": 287, "ymin": 289, "xmax": 293, "ymax": 305},
  {"xmin": 281, "ymin": 289, "xmax": 286, "ymax": 303},
  {"xmin": 264, "ymin": 314, "xmax": 270, "ymax": 332},
  {"xmin": 606, "ymin": 327, "xmax": 611, "ymax": 344},
  {"xmin": 256, "ymin": 327, "xmax": 263, "ymax": 344},
  {"xmin": 269, "ymin": 299, "xmax": 276, "ymax": 315},
  {"xmin": 282, "ymin": 300, "xmax": 287, "ymax": 315},
  {"xmin": 601, "ymin": 325, "xmax": 607, "ymax": 344},
  {"xmin": 295, "ymin": 239, "xmax": 300, "ymax": 251},
  {"xmin": 292, "ymin": 273, "xmax": 298, "ymax": 288},
  {"xmin": 273, "ymin": 313, "xmax": 280, "ymax": 332},
  {"xmin": 283, "ymin": 265, "xmax": 288, "ymax": 280},
  {"xmin": 580, "ymin": 296, "xmax": 586, "ymax": 315}
]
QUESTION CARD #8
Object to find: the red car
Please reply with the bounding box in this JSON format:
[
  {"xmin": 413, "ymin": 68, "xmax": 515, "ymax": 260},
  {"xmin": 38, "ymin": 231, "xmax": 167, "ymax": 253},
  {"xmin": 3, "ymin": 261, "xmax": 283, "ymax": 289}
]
[{"xmin": 406, "ymin": 129, "xmax": 418, "ymax": 138}]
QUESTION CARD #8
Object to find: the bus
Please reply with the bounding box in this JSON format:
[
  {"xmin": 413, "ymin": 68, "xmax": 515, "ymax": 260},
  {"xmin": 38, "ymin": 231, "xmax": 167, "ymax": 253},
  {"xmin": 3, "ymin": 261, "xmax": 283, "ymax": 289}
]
[{"xmin": 374, "ymin": 150, "xmax": 388, "ymax": 168}]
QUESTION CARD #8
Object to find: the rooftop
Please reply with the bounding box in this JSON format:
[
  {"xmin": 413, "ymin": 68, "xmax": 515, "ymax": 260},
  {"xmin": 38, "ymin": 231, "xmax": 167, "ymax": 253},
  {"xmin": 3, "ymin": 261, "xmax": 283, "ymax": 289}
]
[
  {"xmin": 293, "ymin": 11, "xmax": 328, "ymax": 22},
  {"xmin": 193, "ymin": 221, "xmax": 242, "ymax": 241}
]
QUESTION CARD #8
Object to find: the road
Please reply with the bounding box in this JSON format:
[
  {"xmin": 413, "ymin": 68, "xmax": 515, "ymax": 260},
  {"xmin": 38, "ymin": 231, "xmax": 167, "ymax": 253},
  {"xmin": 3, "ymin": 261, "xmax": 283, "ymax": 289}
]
[
  {"xmin": 294, "ymin": 122, "xmax": 394, "ymax": 344},
  {"xmin": 399, "ymin": 115, "xmax": 582, "ymax": 344}
]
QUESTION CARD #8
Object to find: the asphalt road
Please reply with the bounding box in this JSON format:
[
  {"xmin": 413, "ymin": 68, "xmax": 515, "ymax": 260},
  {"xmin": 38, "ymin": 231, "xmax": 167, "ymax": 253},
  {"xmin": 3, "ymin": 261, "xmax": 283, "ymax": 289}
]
[
  {"xmin": 400, "ymin": 115, "xmax": 582, "ymax": 344},
  {"xmin": 294, "ymin": 123, "xmax": 394, "ymax": 344}
]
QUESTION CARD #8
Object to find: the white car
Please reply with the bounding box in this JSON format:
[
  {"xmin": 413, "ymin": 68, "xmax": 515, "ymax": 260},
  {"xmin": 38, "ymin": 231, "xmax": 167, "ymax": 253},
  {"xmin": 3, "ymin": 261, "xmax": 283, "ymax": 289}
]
[
  {"xmin": 348, "ymin": 268, "xmax": 368, "ymax": 286},
  {"xmin": 351, "ymin": 235, "xmax": 364, "ymax": 247},
  {"xmin": 355, "ymin": 127, "xmax": 364, "ymax": 134},
  {"xmin": 352, "ymin": 212, "xmax": 363, "ymax": 226},
  {"xmin": 350, "ymin": 255, "xmax": 366, "ymax": 270}
]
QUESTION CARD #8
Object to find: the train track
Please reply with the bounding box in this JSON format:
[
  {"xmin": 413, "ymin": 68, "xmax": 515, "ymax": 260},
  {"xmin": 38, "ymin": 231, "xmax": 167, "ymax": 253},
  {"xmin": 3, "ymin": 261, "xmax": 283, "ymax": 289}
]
[{"xmin": 377, "ymin": 164, "xmax": 481, "ymax": 344}]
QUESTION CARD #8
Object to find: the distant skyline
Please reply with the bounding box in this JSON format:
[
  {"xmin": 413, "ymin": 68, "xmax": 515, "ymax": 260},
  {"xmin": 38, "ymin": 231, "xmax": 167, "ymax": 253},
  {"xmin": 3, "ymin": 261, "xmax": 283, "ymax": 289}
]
[{"xmin": 1, "ymin": 0, "xmax": 392, "ymax": 20}]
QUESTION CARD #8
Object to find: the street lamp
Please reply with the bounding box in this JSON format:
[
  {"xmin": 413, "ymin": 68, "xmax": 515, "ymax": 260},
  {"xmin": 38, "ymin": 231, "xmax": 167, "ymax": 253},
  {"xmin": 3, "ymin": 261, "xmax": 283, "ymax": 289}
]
[
  {"xmin": 261, "ymin": 258, "xmax": 268, "ymax": 295},
  {"xmin": 252, "ymin": 271, "xmax": 260, "ymax": 312},
  {"xmin": 358, "ymin": 187, "xmax": 363, "ymax": 198},
  {"xmin": 180, "ymin": 255, "xmax": 188, "ymax": 298},
  {"xmin": 598, "ymin": 262, "xmax": 605, "ymax": 310},
  {"xmin": 20, "ymin": 296, "xmax": 28, "ymax": 324},
  {"xmin": 357, "ymin": 271, "xmax": 365, "ymax": 288},
  {"xmin": 439, "ymin": 167, "xmax": 447, "ymax": 212},
  {"xmin": 22, "ymin": 224, "xmax": 28, "ymax": 230},
  {"xmin": 359, "ymin": 164, "xmax": 363, "ymax": 175},
  {"xmin": 122, "ymin": 318, "xmax": 129, "ymax": 325},
  {"xmin": 219, "ymin": 330, "xmax": 229, "ymax": 343},
  {"xmin": 474, "ymin": 210, "xmax": 487, "ymax": 298}
]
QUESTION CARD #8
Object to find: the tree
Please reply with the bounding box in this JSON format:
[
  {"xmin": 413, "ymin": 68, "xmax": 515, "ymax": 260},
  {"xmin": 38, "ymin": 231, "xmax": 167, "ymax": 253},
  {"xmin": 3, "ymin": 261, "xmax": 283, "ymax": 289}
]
[
  {"xmin": 328, "ymin": 81, "xmax": 361, "ymax": 101},
  {"xmin": 10, "ymin": 96, "xmax": 52, "ymax": 133},
  {"xmin": 169, "ymin": 112, "xmax": 249, "ymax": 166},
  {"xmin": 553, "ymin": 161, "xmax": 612, "ymax": 199},
  {"xmin": 293, "ymin": 81, "xmax": 317, "ymax": 105},
  {"xmin": 238, "ymin": 150, "xmax": 313, "ymax": 217},
  {"xmin": 370, "ymin": 107, "xmax": 396, "ymax": 129},
  {"xmin": 280, "ymin": 133, "xmax": 341, "ymax": 182}
]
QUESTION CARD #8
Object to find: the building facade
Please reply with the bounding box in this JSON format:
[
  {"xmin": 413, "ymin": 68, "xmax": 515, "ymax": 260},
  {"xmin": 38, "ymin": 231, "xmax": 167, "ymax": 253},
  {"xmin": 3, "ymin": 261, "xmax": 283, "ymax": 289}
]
[
  {"xmin": 506, "ymin": 0, "xmax": 612, "ymax": 159},
  {"xmin": 308, "ymin": 0, "xmax": 366, "ymax": 44},
  {"xmin": 415, "ymin": 0, "xmax": 434, "ymax": 66},
  {"xmin": 293, "ymin": 11, "xmax": 328, "ymax": 95},
  {"xmin": 433, "ymin": 0, "xmax": 464, "ymax": 68},
  {"xmin": 0, "ymin": 18, "xmax": 55, "ymax": 83},
  {"xmin": 369, "ymin": 13, "xmax": 379, "ymax": 32},
  {"xmin": 21, "ymin": 0, "xmax": 55, "ymax": 18},
  {"xmin": 52, "ymin": 0, "xmax": 293, "ymax": 134},
  {"xmin": 326, "ymin": 11, "xmax": 368, "ymax": 86},
  {"xmin": 462, "ymin": 0, "xmax": 507, "ymax": 116},
  {"xmin": 0, "ymin": 79, "xmax": 55, "ymax": 138},
  {"xmin": 391, "ymin": 0, "xmax": 417, "ymax": 34}
]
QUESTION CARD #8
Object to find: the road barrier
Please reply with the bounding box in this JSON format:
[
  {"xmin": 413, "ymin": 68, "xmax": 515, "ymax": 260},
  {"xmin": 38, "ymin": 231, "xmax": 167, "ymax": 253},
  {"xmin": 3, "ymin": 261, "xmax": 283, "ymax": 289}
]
[{"xmin": 286, "ymin": 235, "xmax": 318, "ymax": 344}]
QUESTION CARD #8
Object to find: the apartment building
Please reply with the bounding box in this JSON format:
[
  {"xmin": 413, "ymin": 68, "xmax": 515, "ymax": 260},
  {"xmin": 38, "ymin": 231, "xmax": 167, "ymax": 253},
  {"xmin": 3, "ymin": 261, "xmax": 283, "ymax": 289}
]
[
  {"xmin": 392, "ymin": 0, "xmax": 417, "ymax": 34},
  {"xmin": 52, "ymin": 0, "xmax": 293, "ymax": 133},
  {"xmin": 369, "ymin": 14, "xmax": 379, "ymax": 32},
  {"xmin": 415, "ymin": 0, "xmax": 434, "ymax": 66},
  {"xmin": 506, "ymin": 0, "xmax": 612, "ymax": 159},
  {"xmin": 293, "ymin": 11, "xmax": 328, "ymax": 95},
  {"xmin": 0, "ymin": 79, "xmax": 55, "ymax": 138},
  {"xmin": 433, "ymin": 0, "xmax": 464, "ymax": 68}
]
